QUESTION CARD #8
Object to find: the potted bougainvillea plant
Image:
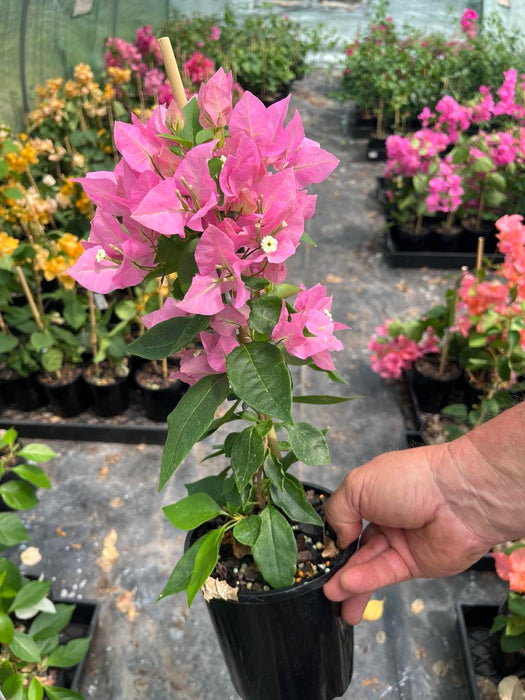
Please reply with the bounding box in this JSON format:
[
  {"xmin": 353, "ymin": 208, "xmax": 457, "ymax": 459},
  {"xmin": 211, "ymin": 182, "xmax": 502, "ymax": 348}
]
[
  {"xmin": 491, "ymin": 544, "xmax": 525, "ymax": 673},
  {"xmin": 69, "ymin": 39, "xmax": 356, "ymax": 700}
]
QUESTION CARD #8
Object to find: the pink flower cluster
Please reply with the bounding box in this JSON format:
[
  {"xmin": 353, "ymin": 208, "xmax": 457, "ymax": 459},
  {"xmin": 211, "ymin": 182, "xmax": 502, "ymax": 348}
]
[
  {"xmin": 386, "ymin": 129, "xmax": 448, "ymax": 177},
  {"xmin": 70, "ymin": 68, "xmax": 343, "ymax": 383},
  {"xmin": 104, "ymin": 26, "xmax": 174, "ymax": 105},
  {"xmin": 183, "ymin": 52, "xmax": 215, "ymax": 87},
  {"xmin": 496, "ymin": 214, "xmax": 525, "ymax": 300},
  {"xmin": 451, "ymin": 215, "xmax": 525, "ymax": 347},
  {"xmin": 425, "ymin": 158, "xmax": 464, "ymax": 213},
  {"xmin": 368, "ymin": 323, "xmax": 439, "ymax": 379},
  {"xmin": 493, "ymin": 545, "xmax": 525, "ymax": 594},
  {"xmin": 460, "ymin": 8, "xmax": 478, "ymax": 40}
]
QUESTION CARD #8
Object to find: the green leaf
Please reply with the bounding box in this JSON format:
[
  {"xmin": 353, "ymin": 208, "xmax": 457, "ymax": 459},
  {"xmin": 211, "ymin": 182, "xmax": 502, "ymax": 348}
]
[
  {"xmin": 226, "ymin": 342, "xmax": 293, "ymax": 424},
  {"xmin": 233, "ymin": 515, "xmax": 261, "ymax": 546},
  {"xmin": 0, "ymin": 480, "xmax": 38, "ymax": 511},
  {"xmin": 115, "ymin": 300, "xmax": 137, "ymax": 321},
  {"xmin": 30, "ymin": 330, "xmax": 55, "ymax": 351},
  {"xmin": 293, "ymin": 394, "xmax": 357, "ymax": 404},
  {"xmin": 46, "ymin": 637, "xmax": 90, "ymax": 668},
  {"xmin": 187, "ymin": 527, "xmax": 224, "ymax": 606},
  {"xmin": 0, "ymin": 333, "xmax": 18, "ymax": 353},
  {"xmin": 4, "ymin": 187, "xmax": 24, "ymax": 200},
  {"xmin": 0, "ymin": 428, "xmax": 17, "ymax": 449},
  {"xmin": 300, "ymin": 232, "xmax": 317, "ymax": 247},
  {"xmin": 473, "ymin": 155, "xmax": 494, "ymax": 173},
  {"xmin": 0, "ymin": 557, "xmax": 22, "ymax": 591},
  {"xmin": 160, "ymin": 374, "xmax": 230, "ymax": 490},
  {"xmin": 489, "ymin": 614, "xmax": 507, "ymax": 635},
  {"xmin": 12, "ymin": 464, "xmax": 51, "ymax": 489},
  {"xmin": 185, "ymin": 475, "xmax": 226, "ymax": 505},
  {"xmin": 9, "ymin": 631, "xmax": 42, "ymax": 663},
  {"xmin": 0, "ymin": 611, "xmax": 14, "ymax": 643},
  {"xmin": 163, "ymin": 493, "xmax": 223, "ymax": 530},
  {"xmin": 269, "ymin": 284, "xmax": 300, "ymax": 299},
  {"xmin": 43, "ymin": 687, "xmax": 85, "ymax": 700},
  {"xmin": 252, "ymin": 506, "xmax": 296, "ymax": 589},
  {"xmin": 2, "ymin": 673, "xmax": 24, "ymax": 699},
  {"xmin": 178, "ymin": 97, "xmax": 201, "ymax": 146},
  {"xmin": 63, "ymin": 297, "xmax": 86, "ymax": 331},
  {"xmin": 36, "ymin": 633, "xmax": 59, "ymax": 656},
  {"xmin": 127, "ymin": 315, "xmax": 209, "ymax": 360},
  {"xmin": 42, "ymin": 347, "xmax": 64, "ymax": 374},
  {"xmin": 157, "ymin": 534, "xmax": 206, "ymax": 600},
  {"xmin": 155, "ymin": 235, "xmax": 187, "ymax": 276},
  {"xmin": 18, "ymin": 444, "xmax": 57, "ymax": 463},
  {"xmin": 496, "ymin": 356, "xmax": 511, "ymax": 382},
  {"xmin": 0, "ymin": 513, "xmax": 28, "ymax": 549},
  {"xmin": 231, "ymin": 426, "xmax": 265, "ymax": 491},
  {"xmin": 177, "ymin": 239, "xmax": 199, "ymax": 294},
  {"xmin": 287, "ymin": 422, "xmax": 330, "ymax": 466},
  {"xmin": 508, "ymin": 591, "xmax": 525, "ymax": 618},
  {"xmin": 10, "ymin": 580, "xmax": 51, "ymax": 613},
  {"xmin": 248, "ymin": 297, "xmax": 283, "ymax": 337},
  {"xmin": 506, "ymin": 613, "xmax": 525, "ymax": 637},
  {"xmin": 270, "ymin": 474, "xmax": 323, "ymax": 526},
  {"xmin": 441, "ymin": 403, "xmax": 469, "ymax": 420},
  {"xmin": 29, "ymin": 604, "xmax": 75, "ymax": 641},
  {"xmin": 28, "ymin": 678, "xmax": 44, "ymax": 700},
  {"xmin": 501, "ymin": 630, "xmax": 525, "ymax": 653}
]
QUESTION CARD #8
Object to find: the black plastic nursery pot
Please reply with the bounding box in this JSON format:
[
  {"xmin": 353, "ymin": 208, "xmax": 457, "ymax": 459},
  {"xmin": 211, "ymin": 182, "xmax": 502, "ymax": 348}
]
[
  {"xmin": 37, "ymin": 367, "xmax": 91, "ymax": 418},
  {"xmin": 134, "ymin": 362, "xmax": 188, "ymax": 422},
  {"xmin": 367, "ymin": 135, "xmax": 387, "ymax": 161},
  {"xmin": 409, "ymin": 355, "xmax": 462, "ymax": 415},
  {"xmin": 83, "ymin": 371, "xmax": 129, "ymax": 418},
  {"xmin": 11, "ymin": 374, "xmax": 48, "ymax": 412},
  {"xmin": 456, "ymin": 602, "xmax": 525, "ymax": 700},
  {"xmin": 185, "ymin": 483, "xmax": 357, "ymax": 700}
]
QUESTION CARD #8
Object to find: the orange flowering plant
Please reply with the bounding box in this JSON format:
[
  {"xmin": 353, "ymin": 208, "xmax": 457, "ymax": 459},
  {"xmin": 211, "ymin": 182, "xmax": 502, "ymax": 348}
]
[{"xmin": 491, "ymin": 543, "xmax": 525, "ymax": 652}]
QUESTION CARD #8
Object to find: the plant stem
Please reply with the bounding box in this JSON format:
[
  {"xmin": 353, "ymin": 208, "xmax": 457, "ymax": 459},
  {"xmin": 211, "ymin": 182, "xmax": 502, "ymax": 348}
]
[
  {"xmin": 158, "ymin": 282, "xmax": 168, "ymax": 380},
  {"xmin": 0, "ymin": 311, "xmax": 8, "ymax": 334},
  {"xmin": 15, "ymin": 266, "xmax": 44, "ymax": 331},
  {"xmin": 415, "ymin": 213, "xmax": 423, "ymax": 236},
  {"xmin": 88, "ymin": 291, "xmax": 100, "ymax": 378},
  {"xmin": 475, "ymin": 189, "xmax": 485, "ymax": 233},
  {"xmin": 439, "ymin": 330, "xmax": 450, "ymax": 377}
]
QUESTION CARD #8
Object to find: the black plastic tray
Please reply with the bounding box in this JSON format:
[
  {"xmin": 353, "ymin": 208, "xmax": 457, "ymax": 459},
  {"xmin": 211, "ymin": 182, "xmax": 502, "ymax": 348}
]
[
  {"xmin": 456, "ymin": 602, "xmax": 525, "ymax": 700},
  {"xmin": 0, "ymin": 389, "xmax": 168, "ymax": 444},
  {"xmin": 385, "ymin": 228, "xmax": 503, "ymax": 269}
]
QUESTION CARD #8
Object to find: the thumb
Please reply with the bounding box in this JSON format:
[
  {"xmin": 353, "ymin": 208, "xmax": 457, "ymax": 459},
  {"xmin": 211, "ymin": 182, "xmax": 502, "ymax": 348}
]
[{"xmin": 325, "ymin": 472, "xmax": 363, "ymax": 548}]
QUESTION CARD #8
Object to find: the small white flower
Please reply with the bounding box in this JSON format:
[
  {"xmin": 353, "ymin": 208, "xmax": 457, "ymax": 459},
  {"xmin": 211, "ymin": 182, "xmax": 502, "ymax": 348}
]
[
  {"xmin": 42, "ymin": 174, "xmax": 56, "ymax": 187},
  {"xmin": 95, "ymin": 249, "xmax": 107, "ymax": 263},
  {"xmin": 261, "ymin": 235, "xmax": 278, "ymax": 254},
  {"xmin": 323, "ymin": 308, "xmax": 333, "ymax": 321}
]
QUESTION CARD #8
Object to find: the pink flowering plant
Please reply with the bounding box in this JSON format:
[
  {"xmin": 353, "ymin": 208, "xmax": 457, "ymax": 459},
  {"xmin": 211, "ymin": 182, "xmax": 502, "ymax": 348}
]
[
  {"xmin": 491, "ymin": 543, "xmax": 525, "ymax": 653},
  {"xmin": 68, "ymin": 66, "xmax": 354, "ymax": 601}
]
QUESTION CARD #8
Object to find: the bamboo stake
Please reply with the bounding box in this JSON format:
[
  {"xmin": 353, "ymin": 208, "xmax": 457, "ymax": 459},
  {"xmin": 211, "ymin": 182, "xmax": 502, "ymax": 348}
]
[
  {"xmin": 15, "ymin": 266, "xmax": 44, "ymax": 331},
  {"xmin": 158, "ymin": 37, "xmax": 187, "ymax": 109},
  {"xmin": 88, "ymin": 291, "xmax": 100, "ymax": 378},
  {"xmin": 476, "ymin": 236, "xmax": 485, "ymax": 279}
]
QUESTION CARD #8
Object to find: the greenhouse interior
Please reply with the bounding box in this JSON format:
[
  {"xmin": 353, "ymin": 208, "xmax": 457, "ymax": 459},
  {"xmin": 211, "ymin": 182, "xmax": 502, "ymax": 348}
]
[{"xmin": 0, "ymin": 0, "xmax": 524, "ymax": 698}]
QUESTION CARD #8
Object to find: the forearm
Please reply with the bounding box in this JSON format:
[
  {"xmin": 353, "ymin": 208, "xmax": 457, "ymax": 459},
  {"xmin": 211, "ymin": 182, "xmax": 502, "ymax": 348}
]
[{"xmin": 434, "ymin": 401, "xmax": 525, "ymax": 545}]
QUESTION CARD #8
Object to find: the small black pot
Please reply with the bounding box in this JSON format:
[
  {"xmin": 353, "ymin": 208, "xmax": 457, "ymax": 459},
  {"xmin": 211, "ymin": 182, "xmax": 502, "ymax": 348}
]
[
  {"xmin": 83, "ymin": 371, "xmax": 129, "ymax": 417},
  {"xmin": 367, "ymin": 135, "xmax": 387, "ymax": 161},
  {"xmin": 410, "ymin": 355, "xmax": 462, "ymax": 414},
  {"xmin": 390, "ymin": 225, "xmax": 431, "ymax": 252},
  {"xmin": 11, "ymin": 375, "xmax": 48, "ymax": 412},
  {"xmin": 429, "ymin": 227, "xmax": 462, "ymax": 252},
  {"xmin": 186, "ymin": 482, "xmax": 357, "ymax": 700},
  {"xmin": 138, "ymin": 380, "xmax": 187, "ymax": 422},
  {"xmin": 37, "ymin": 367, "xmax": 91, "ymax": 418}
]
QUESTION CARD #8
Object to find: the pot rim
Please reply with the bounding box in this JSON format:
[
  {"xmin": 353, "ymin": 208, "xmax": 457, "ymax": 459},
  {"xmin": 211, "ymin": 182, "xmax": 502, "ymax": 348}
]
[{"xmin": 185, "ymin": 480, "xmax": 359, "ymax": 605}]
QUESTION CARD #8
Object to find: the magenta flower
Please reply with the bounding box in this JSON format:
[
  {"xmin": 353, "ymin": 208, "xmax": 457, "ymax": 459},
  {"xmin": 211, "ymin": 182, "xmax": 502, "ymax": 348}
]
[{"xmin": 210, "ymin": 25, "xmax": 221, "ymax": 41}]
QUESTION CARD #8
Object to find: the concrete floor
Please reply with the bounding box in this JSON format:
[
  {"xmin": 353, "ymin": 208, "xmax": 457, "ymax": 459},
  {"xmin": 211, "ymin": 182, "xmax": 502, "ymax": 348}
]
[{"xmin": 9, "ymin": 71, "xmax": 507, "ymax": 699}]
